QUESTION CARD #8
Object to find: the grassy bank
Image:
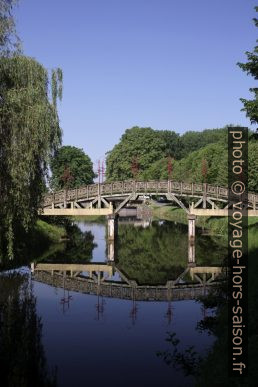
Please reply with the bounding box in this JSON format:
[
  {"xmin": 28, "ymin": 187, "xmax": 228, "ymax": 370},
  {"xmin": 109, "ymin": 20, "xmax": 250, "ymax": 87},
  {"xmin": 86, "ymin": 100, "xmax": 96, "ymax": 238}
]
[
  {"xmin": 151, "ymin": 205, "xmax": 258, "ymax": 237},
  {"xmin": 0, "ymin": 219, "xmax": 66, "ymax": 270},
  {"xmin": 22, "ymin": 219, "xmax": 66, "ymax": 260},
  {"xmin": 34, "ymin": 219, "xmax": 66, "ymax": 243}
]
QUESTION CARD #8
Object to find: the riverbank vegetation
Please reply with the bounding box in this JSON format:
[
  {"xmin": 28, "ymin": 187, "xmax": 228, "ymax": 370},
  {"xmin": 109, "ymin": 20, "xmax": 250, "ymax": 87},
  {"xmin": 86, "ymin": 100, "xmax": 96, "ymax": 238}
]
[
  {"xmin": 151, "ymin": 205, "xmax": 258, "ymax": 237},
  {"xmin": 0, "ymin": 219, "xmax": 66, "ymax": 271}
]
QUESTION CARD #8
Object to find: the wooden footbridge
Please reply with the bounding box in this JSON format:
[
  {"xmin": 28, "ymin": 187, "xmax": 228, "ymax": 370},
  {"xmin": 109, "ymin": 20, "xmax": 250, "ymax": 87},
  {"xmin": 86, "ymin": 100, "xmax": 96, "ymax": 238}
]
[
  {"xmin": 41, "ymin": 180, "xmax": 258, "ymax": 244},
  {"xmin": 42, "ymin": 180, "xmax": 258, "ymax": 217}
]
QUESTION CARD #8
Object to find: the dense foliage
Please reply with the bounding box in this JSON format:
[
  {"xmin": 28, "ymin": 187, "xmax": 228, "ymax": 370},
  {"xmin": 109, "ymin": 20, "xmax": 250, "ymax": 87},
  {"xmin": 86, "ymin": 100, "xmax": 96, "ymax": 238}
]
[
  {"xmin": 50, "ymin": 145, "xmax": 95, "ymax": 190},
  {"xmin": 106, "ymin": 127, "xmax": 169, "ymax": 180},
  {"xmin": 238, "ymin": 6, "xmax": 258, "ymax": 126},
  {"xmin": 0, "ymin": 0, "xmax": 20, "ymax": 55},
  {"xmin": 179, "ymin": 127, "xmax": 228, "ymax": 158},
  {"xmin": 0, "ymin": 56, "xmax": 62, "ymax": 259},
  {"xmin": 105, "ymin": 126, "xmax": 231, "ymax": 181},
  {"xmin": 143, "ymin": 141, "xmax": 258, "ymax": 191}
]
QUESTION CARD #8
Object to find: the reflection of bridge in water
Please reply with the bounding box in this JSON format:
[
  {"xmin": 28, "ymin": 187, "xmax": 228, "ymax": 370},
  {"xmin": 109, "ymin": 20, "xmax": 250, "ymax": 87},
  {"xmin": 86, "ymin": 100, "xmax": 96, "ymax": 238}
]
[{"xmin": 31, "ymin": 261, "xmax": 225, "ymax": 302}]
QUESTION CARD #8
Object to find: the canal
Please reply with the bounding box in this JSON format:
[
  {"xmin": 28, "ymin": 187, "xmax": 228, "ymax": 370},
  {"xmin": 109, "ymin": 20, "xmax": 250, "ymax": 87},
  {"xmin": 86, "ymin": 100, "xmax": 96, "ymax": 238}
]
[{"xmin": 0, "ymin": 219, "xmax": 229, "ymax": 387}]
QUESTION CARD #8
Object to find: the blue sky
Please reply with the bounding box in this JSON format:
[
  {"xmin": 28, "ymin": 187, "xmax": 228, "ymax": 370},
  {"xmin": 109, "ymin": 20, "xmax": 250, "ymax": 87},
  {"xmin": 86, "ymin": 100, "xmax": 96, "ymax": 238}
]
[{"xmin": 16, "ymin": 0, "xmax": 257, "ymax": 169}]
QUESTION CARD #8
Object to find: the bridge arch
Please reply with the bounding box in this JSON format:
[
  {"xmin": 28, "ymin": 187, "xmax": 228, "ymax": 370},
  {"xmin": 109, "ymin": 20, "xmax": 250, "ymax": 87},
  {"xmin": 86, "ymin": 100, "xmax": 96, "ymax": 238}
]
[{"xmin": 42, "ymin": 180, "xmax": 258, "ymax": 217}]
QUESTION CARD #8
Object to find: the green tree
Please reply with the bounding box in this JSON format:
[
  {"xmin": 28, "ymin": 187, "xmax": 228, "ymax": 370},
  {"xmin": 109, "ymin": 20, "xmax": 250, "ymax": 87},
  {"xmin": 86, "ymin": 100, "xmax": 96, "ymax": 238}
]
[
  {"xmin": 237, "ymin": 6, "xmax": 258, "ymax": 125},
  {"xmin": 106, "ymin": 126, "xmax": 169, "ymax": 180},
  {"xmin": 0, "ymin": 56, "xmax": 63, "ymax": 260},
  {"xmin": 50, "ymin": 146, "xmax": 95, "ymax": 190},
  {"xmin": 179, "ymin": 127, "xmax": 228, "ymax": 158},
  {"xmin": 0, "ymin": 0, "xmax": 21, "ymax": 55},
  {"xmin": 106, "ymin": 126, "xmax": 233, "ymax": 181},
  {"xmin": 0, "ymin": 1, "xmax": 63, "ymax": 260},
  {"xmin": 142, "ymin": 135, "xmax": 258, "ymax": 189},
  {"xmin": 157, "ymin": 130, "xmax": 182, "ymax": 158},
  {"xmin": 143, "ymin": 143, "xmax": 228, "ymax": 184}
]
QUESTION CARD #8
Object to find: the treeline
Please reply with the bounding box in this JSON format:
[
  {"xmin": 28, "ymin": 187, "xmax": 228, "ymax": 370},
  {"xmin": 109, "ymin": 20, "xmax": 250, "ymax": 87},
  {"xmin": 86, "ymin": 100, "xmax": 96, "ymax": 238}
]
[{"xmin": 106, "ymin": 126, "xmax": 258, "ymax": 192}]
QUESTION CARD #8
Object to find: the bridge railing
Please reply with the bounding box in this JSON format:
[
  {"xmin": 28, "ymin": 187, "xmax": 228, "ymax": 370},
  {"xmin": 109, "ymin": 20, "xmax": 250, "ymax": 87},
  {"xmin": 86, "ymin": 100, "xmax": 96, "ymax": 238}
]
[{"xmin": 43, "ymin": 180, "xmax": 258, "ymax": 207}]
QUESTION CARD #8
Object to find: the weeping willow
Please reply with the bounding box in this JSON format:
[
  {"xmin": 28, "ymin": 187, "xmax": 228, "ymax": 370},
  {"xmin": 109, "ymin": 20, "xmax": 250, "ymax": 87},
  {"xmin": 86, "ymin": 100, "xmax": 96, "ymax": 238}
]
[
  {"xmin": 0, "ymin": 0, "xmax": 21, "ymax": 56},
  {"xmin": 0, "ymin": 55, "xmax": 63, "ymax": 260}
]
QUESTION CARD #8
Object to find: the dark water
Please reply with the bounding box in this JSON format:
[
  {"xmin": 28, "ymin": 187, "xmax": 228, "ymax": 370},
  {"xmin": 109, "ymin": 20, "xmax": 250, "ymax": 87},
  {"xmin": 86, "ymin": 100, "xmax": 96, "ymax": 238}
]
[{"xmin": 0, "ymin": 220, "xmax": 228, "ymax": 387}]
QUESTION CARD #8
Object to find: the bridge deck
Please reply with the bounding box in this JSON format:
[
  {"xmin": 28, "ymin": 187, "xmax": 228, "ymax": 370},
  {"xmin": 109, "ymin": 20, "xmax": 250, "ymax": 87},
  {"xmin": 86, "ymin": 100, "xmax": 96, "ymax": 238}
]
[{"xmin": 41, "ymin": 180, "xmax": 258, "ymax": 217}]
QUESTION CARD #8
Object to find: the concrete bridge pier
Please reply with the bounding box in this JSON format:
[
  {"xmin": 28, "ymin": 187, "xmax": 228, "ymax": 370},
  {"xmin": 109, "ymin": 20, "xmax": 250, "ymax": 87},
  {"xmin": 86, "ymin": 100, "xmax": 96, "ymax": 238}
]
[
  {"xmin": 107, "ymin": 214, "xmax": 118, "ymax": 241},
  {"xmin": 188, "ymin": 214, "xmax": 196, "ymax": 242}
]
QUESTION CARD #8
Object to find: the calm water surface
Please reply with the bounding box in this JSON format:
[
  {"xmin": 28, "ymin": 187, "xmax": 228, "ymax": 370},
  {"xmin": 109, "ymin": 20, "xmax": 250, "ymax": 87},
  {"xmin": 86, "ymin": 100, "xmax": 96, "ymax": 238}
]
[{"xmin": 1, "ymin": 220, "xmax": 227, "ymax": 387}]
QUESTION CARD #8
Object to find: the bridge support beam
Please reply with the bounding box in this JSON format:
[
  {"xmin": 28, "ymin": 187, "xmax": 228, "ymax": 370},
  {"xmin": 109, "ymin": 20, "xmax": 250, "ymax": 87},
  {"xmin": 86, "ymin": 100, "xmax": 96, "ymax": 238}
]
[
  {"xmin": 188, "ymin": 214, "xmax": 196, "ymax": 242},
  {"xmin": 107, "ymin": 214, "xmax": 118, "ymax": 242}
]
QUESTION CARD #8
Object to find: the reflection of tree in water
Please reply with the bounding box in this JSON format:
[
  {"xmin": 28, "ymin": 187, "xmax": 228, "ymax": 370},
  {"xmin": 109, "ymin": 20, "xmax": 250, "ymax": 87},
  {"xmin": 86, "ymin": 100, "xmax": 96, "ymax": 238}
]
[
  {"xmin": 0, "ymin": 220, "xmax": 97, "ymax": 271},
  {"xmin": 156, "ymin": 281, "xmax": 230, "ymax": 385},
  {"xmin": 117, "ymin": 221, "xmax": 227, "ymax": 285},
  {"xmin": 38, "ymin": 223, "xmax": 97, "ymax": 264},
  {"xmin": 157, "ymin": 247, "xmax": 258, "ymax": 385},
  {"xmin": 0, "ymin": 273, "xmax": 57, "ymax": 387}
]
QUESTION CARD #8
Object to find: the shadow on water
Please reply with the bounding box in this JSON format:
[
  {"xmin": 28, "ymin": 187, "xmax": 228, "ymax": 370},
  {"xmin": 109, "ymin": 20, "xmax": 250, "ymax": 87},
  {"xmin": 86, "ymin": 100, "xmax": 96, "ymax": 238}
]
[{"xmin": 0, "ymin": 272, "xmax": 57, "ymax": 387}]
